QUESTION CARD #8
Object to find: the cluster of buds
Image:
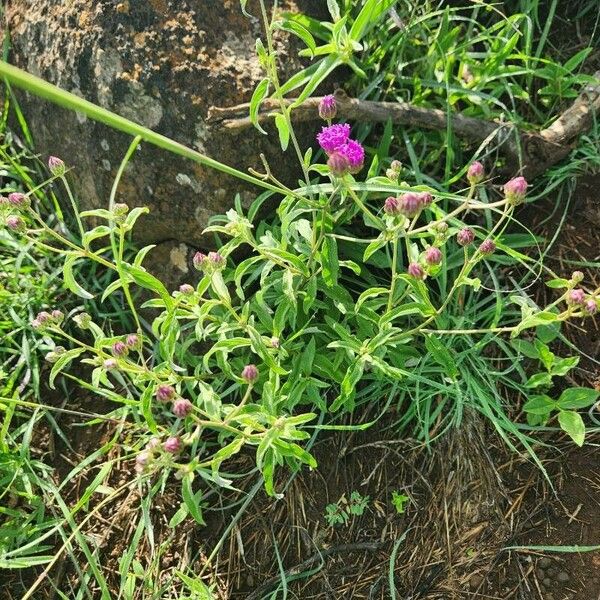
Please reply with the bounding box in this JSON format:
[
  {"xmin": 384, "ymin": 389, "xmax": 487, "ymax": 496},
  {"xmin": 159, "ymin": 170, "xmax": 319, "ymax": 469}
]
[
  {"xmin": 456, "ymin": 227, "xmax": 475, "ymax": 247},
  {"xmin": 384, "ymin": 191, "xmax": 434, "ymax": 220},
  {"xmin": 48, "ymin": 156, "xmax": 66, "ymax": 177},
  {"xmin": 45, "ymin": 346, "xmax": 66, "ymax": 363},
  {"xmin": 193, "ymin": 251, "xmax": 226, "ymax": 274},
  {"xmin": 6, "ymin": 192, "xmax": 30, "ymax": 209},
  {"xmin": 318, "ymin": 94, "xmax": 337, "ymax": 121},
  {"xmin": 155, "ymin": 383, "xmax": 193, "ymax": 418},
  {"xmin": 317, "ymin": 123, "xmax": 365, "ymax": 176},
  {"xmin": 31, "ymin": 309, "xmax": 64, "ymax": 330},
  {"xmin": 566, "ymin": 285, "xmax": 597, "ymax": 315},
  {"xmin": 112, "ymin": 203, "xmax": 129, "ymax": 224},
  {"xmin": 407, "ymin": 246, "xmax": 443, "ymax": 280},
  {"xmin": 386, "ymin": 160, "xmax": 402, "ymax": 181},
  {"xmin": 73, "ymin": 312, "xmax": 92, "ymax": 328},
  {"xmin": 135, "ymin": 435, "xmax": 182, "ymax": 474},
  {"xmin": 111, "ymin": 334, "xmax": 141, "ymax": 357}
]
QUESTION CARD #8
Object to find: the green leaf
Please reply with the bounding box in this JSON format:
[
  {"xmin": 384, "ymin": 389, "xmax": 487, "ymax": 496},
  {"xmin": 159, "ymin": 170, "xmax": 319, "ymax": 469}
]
[
  {"xmin": 274, "ymin": 113, "xmax": 290, "ymax": 151},
  {"xmin": 327, "ymin": 0, "xmax": 341, "ymax": 21},
  {"xmin": 536, "ymin": 321, "xmax": 561, "ymax": 344},
  {"xmin": 239, "ymin": 0, "xmax": 251, "ymax": 17},
  {"xmin": 249, "ymin": 77, "xmax": 270, "ymax": 134},
  {"xmin": 425, "ymin": 335, "xmax": 458, "ymax": 380},
  {"xmin": 534, "ymin": 340, "xmax": 555, "ymax": 371},
  {"xmin": 321, "ymin": 236, "xmax": 339, "ymax": 287},
  {"xmin": 276, "ymin": 19, "xmax": 316, "ymax": 56},
  {"xmin": 523, "ymin": 394, "xmax": 556, "ymax": 415},
  {"xmin": 63, "ymin": 255, "xmax": 94, "ymax": 300},
  {"xmin": 349, "ymin": 0, "xmax": 398, "ymax": 41},
  {"xmin": 557, "ymin": 387, "xmax": 599, "ymax": 410},
  {"xmin": 81, "ymin": 225, "xmax": 111, "ymax": 249},
  {"xmin": 510, "ymin": 339, "xmax": 539, "ymax": 359},
  {"xmin": 558, "ymin": 410, "xmax": 585, "ymax": 447},
  {"xmin": 550, "ymin": 356, "xmax": 579, "ymax": 377},
  {"xmin": 545, "ymin": 278, "xmax": 569, "ymax": 289},
  {"xmin": 181, "ymin": 475, "xmax": 205, "ymax": 525},
  {"xmin": 49, "ymin": 348, "xmax": 85, "ymax": 389},
  {"xmin": 363, "ymin": 237, "xmax": 387, "ymax": 262},
  {"xmin": 123, "ymin": 264, "xmax": 173, "ymax": 310},
  {"xmin": 122, "ymin": 206, "xmax": 149, "ymax": 231},
  {"xmin": 210, "ymin": 271, "xmax": 231, "ymax": 303},
  {"xmin": 525, "ymin": 372, "xmax": 553, "ymax": 389},
  {"xmin": 330, "ymin": 359, "xmax": 364, "ymax": 411}
]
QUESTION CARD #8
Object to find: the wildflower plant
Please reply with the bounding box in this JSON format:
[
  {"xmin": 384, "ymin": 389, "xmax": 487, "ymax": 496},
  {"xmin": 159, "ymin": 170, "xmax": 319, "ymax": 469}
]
[{"xmin": 1, "ymin": 0, "xmax": 598, "ymax": 522}]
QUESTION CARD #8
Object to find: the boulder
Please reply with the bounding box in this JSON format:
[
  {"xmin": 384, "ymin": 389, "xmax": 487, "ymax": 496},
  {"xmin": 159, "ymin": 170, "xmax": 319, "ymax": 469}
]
[{"xmin": 3, "ymin": 0, "xmax": 327, "ymax": 254}]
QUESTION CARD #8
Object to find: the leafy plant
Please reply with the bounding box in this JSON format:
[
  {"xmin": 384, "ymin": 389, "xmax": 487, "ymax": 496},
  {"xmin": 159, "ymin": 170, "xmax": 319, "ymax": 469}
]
[
  {"xmin": 391, "ymin": 491, "xmax": 410, "ymax": 514},
  {"xmin": 325, "ymin": 491, "xmax": 370, "ymax": 527}
]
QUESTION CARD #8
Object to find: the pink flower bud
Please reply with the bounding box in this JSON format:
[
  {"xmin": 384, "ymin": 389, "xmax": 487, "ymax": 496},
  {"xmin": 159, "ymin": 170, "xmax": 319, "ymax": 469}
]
[
  {"xmin": 8, "ymin": 192, "xmax": 28, "ymax": 207},
  {"xmin": 172, "ymin": 398, "xmax": 193, "ymax": 418},
  {"xmin": 467, "ymin": 161, "xmax": 484, "ymax": 184},
  {"xmin": 456, "ymin": 227, "xmax": 475, "ymax": 247},
  {"xmin": 585, "ymin": 299, "xmax": 597, "ymax": 315},
  {"xmin": 126, "ymin": 334, "xmax": 139, "ymax": 348},
  {"xmin": 398, "ymin": 192, "xmax": 422, "ymax": 218},
  {"xmin": 408, "ymin": 263, "xmax": 425, "ymax": 279},
  {"xmin": 327, "ymin": 151, "xmax": 350, "ymax": 176},
  {"xmin": 384, "ymin": 196, "xmax": 400, "ymax": 215},
  {"xmin": 156, "ymin": 384, "xmax": 175, "ymax": 402},
  {"xmin": 270, "ymin": 337, "xmax": 280, "ymax": 348},
  {"xmin": 479, "ymin": 239, "xmax": 496, "ymax": 255},
  {"xmin": 163, "ymin": 436, "xmax": 181, "ymax": 454},
  {"xmin": 318, "ymin": 95, "xmax": 337, "ymax": 120},
  {"xmin": 48, "ymin": 156, "xmax": 66, "ymax": 176},
  {"xmin": 504, "ymin": 176, "xmax": 527, "ymax": 205},
  {"xmin": 51, "ymin": 310, "xmax": 64, "ymax": 323},
  {"xmin": 338, "ymin": 139, "xmax": 365, "ymax": 174},
  {"xmin": 136, "ymin": 451, "xmax": 151, "ymax": 467},
  {"xmin": 241, "ymin": 364, "xmax": 259, "ymax": 383},
  {"xmin": 179, "ymin": 283, "xmax": 194, "ymax": 295},
  {"xmin": 6, "ymin": 215, "xmax": 25, "ymax": 231},
  {"xmin": 571, "ymin": 271, "xmax": 584, "ymax": 283},
  {"xmin": 418, "ymin": 192, "xmax": 434, "ymax": 207},
  {"xmin": 424, "ymin": 247, "xmax": 442, "ymax": 265},
  {"xmin": 208, "ymin": 252, "xmax": 226, "ymax": 270},
  {"xmin": 112, "ymin": 341, "xmax": 128, "ymax": 356},
  {"xmin": 146, "ymin": 437, "xmax": 161, "ymax": 452},
  {"xmin": 568, "ymin": 288, "xmax": 585, "ymax": 305},
  {"xmin": 193, "ymin": 252, "xmax": 207, "ymax": 271},
  {"xmin": 103, "ymin": 358, "xmax": 118, "ymax": 370}
]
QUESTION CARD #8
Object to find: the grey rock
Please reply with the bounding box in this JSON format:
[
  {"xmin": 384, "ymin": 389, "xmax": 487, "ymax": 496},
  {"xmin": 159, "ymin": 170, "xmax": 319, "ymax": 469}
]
[
  {"xmin": 556, "ymin": 571, "xmax": 570, "ymax": 583},
  {"xmin": 543, "ymin": 578, "xmax": 552, "ymax": 588},
  {"xmin": 539, "ymin": 557, "xmax": 552, "ymax": 569},
  {"xmin": 4, "ymin": 0, "xmax": 328, "ymax": 252}
]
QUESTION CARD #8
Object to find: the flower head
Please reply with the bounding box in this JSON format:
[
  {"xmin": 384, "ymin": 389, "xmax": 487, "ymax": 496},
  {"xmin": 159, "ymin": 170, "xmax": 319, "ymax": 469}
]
[
  {"xmin": 73, "ymin": 312, "xmax": 92, "ymax": 328},
  {"xmin": 179, "ymin": 283, "xmax": 194, "ymax": 295},
  {"xmin": 270, "ymin": 337, "xmax": 280, "ymax": 349},
  {"xmin": 112, "ymin": 341, "xmax": 128, "ymax": 356},
  {"xmin": 317, "ymin": 123, "xmax": 351, "ymax": 154},
  {"xmin": 8, "ymin": 192, "xmax": 28, "ymax": 208},
  {"xmin": 467, "ymin": 161, "xmax": 484, "ymax": 185},
  {"xmin": 457, "ymin": 228, "xmax": 475, "ymax": 247},
  {"xmin": 504, "ymin": 176, "xmax": 527, "ymax": 205},
  {"xmin": 163, "ymin": 436, "xmax": 181, "ymax": 454},
  {"xmin": 408, "ymin": 263, "xmax": 425, "ymax": 279},
  {"xmin": 126, "ymin": 334, "xmax": 140, "ymax": 348},
  {"xmin": 398, "ymin": 192, "xmax": 422, "ymax": 218},
  {"xmin": 241, "ymin": 364, "xmax": 259, "ymax": 384},
  {"xmin": 48, "ymin": 156, "xmax": 66, "ymax": 176},
  {"xmin": 337, "ymin": 139, "xmax": 365, "ymax": 174},
  {"xmin": 571, "ymin": 271, "xmax": 584, "ymax": 284},
  {"xmin": 327, "ymin": 151, "xmax": 350, "ymax": 176},
  {"xmin": 479, "ymin": 239, "xmax": 496, "ymax": 255},
  {"xmin": 172, "ymin": 398, "xmax": 193, "ymax": 418},
  {"xmin": 103, "ymin": 358, "xmax": 118, "ymax": 370},
  {"xmin": 386, "ymin": 160, "xmax": 402, "ymax": 180},
  {"xmin": 419, "ymin": 192, "xmax": 434, "ymax": 207},
  {"xmin": 192, "ymin": 252, "xmax": 207, "ymax": 271},
  {"xmin": 567, "ymin": 288, "xmax": 585, "ymax": 305},
  {"xmin": 319, "ymin": 95, "xmax": 337, "ymax": 120},
  {"xmin": 384, "ymin": 196, "xmax": 400, "ymax": 216},
  {"xmin": 585, "ymin": 299, "xmax": 597, "ymax": 315},
  {"xmin": 146, "ymin": 437, "xmax": 161, "ymax": 452},
  {"xmin": 425, "ymin": 247, "xmax": 442, "ymax": 265},
  {"xmin": 156, "ymin": 384, "xmax": 175, "ymax": 402},
  {"xmin": 6, "ymin": 215, "xmax": 25, "ymax": 232}
]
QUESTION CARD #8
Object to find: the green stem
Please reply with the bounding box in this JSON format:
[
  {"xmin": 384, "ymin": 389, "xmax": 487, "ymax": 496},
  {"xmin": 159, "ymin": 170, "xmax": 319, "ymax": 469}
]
[{"xmin": 59, "ymin": 176, "xmax": 85, "ymax": 240}]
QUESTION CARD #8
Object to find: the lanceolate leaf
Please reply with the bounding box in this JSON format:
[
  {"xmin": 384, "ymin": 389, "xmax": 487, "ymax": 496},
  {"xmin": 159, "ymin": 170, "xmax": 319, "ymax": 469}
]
[{"xmin": 250, "ymin": 78, "xmax": 270, "ymax": 134}]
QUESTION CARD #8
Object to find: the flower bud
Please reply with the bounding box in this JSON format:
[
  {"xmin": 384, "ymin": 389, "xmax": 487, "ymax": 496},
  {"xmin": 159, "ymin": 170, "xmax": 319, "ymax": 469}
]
[
  {"xmin": 48, "ymin": 156, "xmax": 66, "ymax": 176},
  {"xmin": 467, "ymin": 161, "xmax": 484, "ymax": 185},
  {"xmin": 146, "ymin": 437, "xmax": 161, "ymax": 452},
  {"xmin": 51, "ymin": 310, "xmax": 64, "ymax": 323},
  {"xmin": 112, "ymin": 341, "xmax": 128, "ymax": 356},
  {"xmin": 8, "ymin": 192, "xmax": 28, "ymax": 208},
  {"xmin": 241, "ymin": 364, "xmax": 259, "ymax": 383},
  {"xmin": 156, "ymin": 384, "xmax": 176, "ymax": 402},
  {"xmin": 327, "ymin": 151, "xmax": 350, "ymax": 177},
  {"xmin": 192, "ymin": 252, "xmax": 207, "ymax": 271},
  {"xmin": 172, "ymin": 398, "xmax": 193, "ymax": 418},
  {"xmin": 398, "ymin": 192, "xmax": 422, "ymax": 218},
  {"xmin": 585, "ymin": 299, "xmax": 597, "ymax": 315},
  {"xmin": 113, "ymin": 203, "xmax": 129, "ymax": 216},
  {"xmin": 270, "ymin": 337, "xmax": 280, "ymax": 349},
  {"xmin": 126, "ymin": 334, "xmax": 140, "ymax": 348},
  {"xmin": 424, "ymin": 247, "xmax": 442, "ymax": 265},
  {"xmin": 45, "ymin": 346, "xmax": 66, "ymax": 363},
  {"xmin": 479, "ymin": 239, "xmax": 496, "ymax": 255},
  {"xmin": 504, "ymin": 176, "xmax": 527, "ymax": 205},
  {"xmin": 208, "ymin": 252, "xmax": 226, "ymax": 270},
  {"xmin": 571, "ymin": 271, "xmax": 584, "ymax": 284},
  {"xmin": 103, "ymin": 358, "xmax": 118, "ymax": 370},
  {"xmin": 419, "ymin": 192, "xmax": 434, "ymax": 207},
  {"xmin": 163, "ymin": 436, "xmax": 181, "ymax": 454},
  {"xmin": 567, "ymin": 288, "xmax": 585, "ymax": 305},
  {"xmin": 32, "ymin": 311, "xmax": 52, "ymax": 329},
  {"xmin": 73, "ymin": 312, "xmax": 92, "ymax": 328},
  {"xmin": 433, "ymin": 221, "xmax": 448, "ymax": 234},
  {"xmin": 408, "ymin": 263, "xmax": 425, "ymax": 279},
  {"xmin": 384, "ymin": 196, "xmax": 400, "ymax": 216},
  {"xmin": 179, "ymin": 283, "xmax": 195, "ymax": 295},
  {"xmin": 456, "ymin": 227, "xmax": 475, "ymax": 247},
  {"xmin": 136, "ymin": 451, "xmax": 151, "ymax": 467},
  {"xmin": 318, "ymin": 95, "xmax": 337, "ymax": 120},
  {"xmin": 6, "ymin": 215, "xmax": 25, "ymax": 232}
]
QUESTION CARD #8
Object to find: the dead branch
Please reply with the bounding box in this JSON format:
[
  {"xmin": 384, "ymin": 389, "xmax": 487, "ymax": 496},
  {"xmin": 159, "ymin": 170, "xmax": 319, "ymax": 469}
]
[{"xmin": 207, "ymin": 73, "xmax": 600, "ymax": 179}]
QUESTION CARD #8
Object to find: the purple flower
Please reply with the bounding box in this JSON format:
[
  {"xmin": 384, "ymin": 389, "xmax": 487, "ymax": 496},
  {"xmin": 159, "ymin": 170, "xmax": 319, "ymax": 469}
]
[
  {"xmin": 398, "ymin": 193, "xmax": 422, "ymax": 218},
  {"xmin": 179, "ymin": 283, "xmax": 194, "ymax": 295},
  {"xmin": 112, "ymin": 341, "xmax": 128, "ymax": 356},
  {"xmin": 504, "ymin": 176, "xmax": 527, "ymax": 205},
  {"xmin": 457, "ymin": 228, "xmax": 475, "ymax": 247},
  {"xmin": 156, "ymin": 384, "xmax": 175, "ymax": 402},
  {"xmin": 192, "ymin": 252, "xmax": 207, "ymax": 271},
  {"xmin": 467, "ymin": 161, "xmax": 484, "ymax": 185},
  {"xmin": 316, "ymin": 123, "xmax": 351, "ymax": 154},
  {"xmin": 241, "ymin": 364, "xmax": 259, "ymax": 383},
  {"xmin": 479, "ymin": 239, "xmax": 496, "ymax": 255},
  {"xmin": 585, "ymin": 299, "xmax": 597, "ymax": 315},
  {"xmin": 48, "ymin": 156, "xmax": 66, "ymax": 176},
  {"xmin": 163, "ymin": 436, "xmax": 181, "ymax": 454},
  {"xmin": 6, "ymin": 215, "xmax": 25, "ymax": 231},
  {"xmin": 8, "ymin": 192, "xmax": 27, "ymax": 207},
  {"xmin": 419, "ymin": 192, "xmax": 434, "ymax": 207},
  {"xmin": 338, "ymin": 139, "xmax": 365, "ymax": 173},
  {"xmin": 384, "ymin": 196, "xmax": 400, "ymax": 215},
  {"xmin": 172, "ymin": 398, "xmax": 193, "ymax": 418},
  {"xmin": 318, "ymin": 95, "xmax": 337, "ymax": 120},
  {"xmin": 568, "ymin": 288, "xmax": 585, "ymax": 305},
  {"xmin": 425, "ymin": 247, "xmax": 442, "ymax": 265},
  {"xmin": 327, "ymin": 151, "xmax": 350, "ymax": 176},
  {"xmin": 408, "ymin": 263, "xmax": 425, "ymax": 279}
]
